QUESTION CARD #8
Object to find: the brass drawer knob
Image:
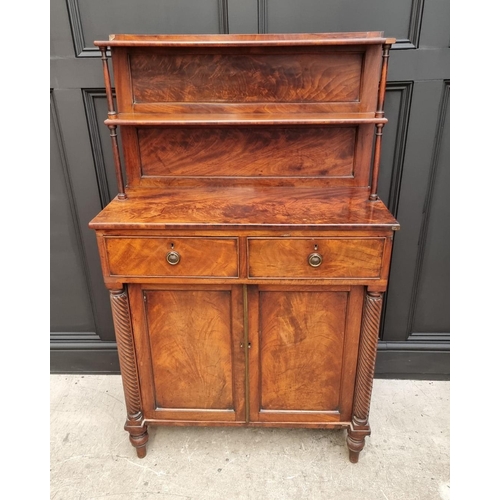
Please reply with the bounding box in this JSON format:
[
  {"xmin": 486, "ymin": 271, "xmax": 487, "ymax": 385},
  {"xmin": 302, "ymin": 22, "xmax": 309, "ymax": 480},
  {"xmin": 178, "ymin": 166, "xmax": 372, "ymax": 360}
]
[
  {"xmin": 166, "ymin": 251, "xmax": 180, "ymax": 265},
  {"xmin": 308, "ymin": 252, "xmax": 323, "ymax": 268}
]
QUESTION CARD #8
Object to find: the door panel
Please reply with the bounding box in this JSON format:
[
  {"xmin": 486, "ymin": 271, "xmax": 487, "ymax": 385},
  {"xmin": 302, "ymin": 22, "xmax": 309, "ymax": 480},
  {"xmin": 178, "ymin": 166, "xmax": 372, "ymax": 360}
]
[
  {"xmin": 260, "ymin": 290, "xmax": 346, "ymax": 411},
  {"xmin": 132, "ymin": 285, "xmax": 245, "ymax": 422},
  {"xmin": 248, "ymin": 286, "xmax": 363, "ymax": 422}
]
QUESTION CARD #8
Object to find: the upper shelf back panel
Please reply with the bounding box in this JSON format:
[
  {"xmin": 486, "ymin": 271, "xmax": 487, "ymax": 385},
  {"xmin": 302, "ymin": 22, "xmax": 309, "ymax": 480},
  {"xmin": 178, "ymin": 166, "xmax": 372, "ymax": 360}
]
[
  {"xmin": 98, "ymin": 33, "xmax": 392, "ymax": 191},
  {"xmin": 111, "ymin": 44, "xmax": 383, "ymax": 115}
]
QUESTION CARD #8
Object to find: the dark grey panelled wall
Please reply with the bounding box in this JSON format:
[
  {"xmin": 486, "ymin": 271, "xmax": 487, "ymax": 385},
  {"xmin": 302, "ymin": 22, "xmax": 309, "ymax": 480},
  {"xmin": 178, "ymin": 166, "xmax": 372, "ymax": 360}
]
[{"xmin": 50, "ymin": 0, "xmax": 450, "ymax": 377}]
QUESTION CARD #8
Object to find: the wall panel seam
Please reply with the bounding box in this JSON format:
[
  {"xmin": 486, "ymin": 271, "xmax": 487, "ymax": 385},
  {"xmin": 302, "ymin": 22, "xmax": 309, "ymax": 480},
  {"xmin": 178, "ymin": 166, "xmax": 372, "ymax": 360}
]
[
  {"xmin": 51, "ymin": 90, "xmax": 99, "ymax": 333},
  {"xmin": 406, "ymin": 80, "xmax": 450, "ymax": 336}
]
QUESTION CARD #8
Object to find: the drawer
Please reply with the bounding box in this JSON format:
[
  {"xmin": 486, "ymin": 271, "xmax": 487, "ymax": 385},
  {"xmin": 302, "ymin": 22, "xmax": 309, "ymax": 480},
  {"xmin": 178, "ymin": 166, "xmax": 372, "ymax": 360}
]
[
  {"xmin": 105, "ymin": 237, "xmax": 238, "ymax": 277},
  {"xmin": 248, "ymin": 238, "xmax": 385, "ymax": 279}
]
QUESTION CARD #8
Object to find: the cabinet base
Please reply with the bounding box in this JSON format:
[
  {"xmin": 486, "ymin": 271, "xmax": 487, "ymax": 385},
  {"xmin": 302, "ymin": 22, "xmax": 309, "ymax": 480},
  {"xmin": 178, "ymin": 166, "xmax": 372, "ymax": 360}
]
[{"xmin": 121, "ymin": 420, "xmax": 373, "ymax": 461}]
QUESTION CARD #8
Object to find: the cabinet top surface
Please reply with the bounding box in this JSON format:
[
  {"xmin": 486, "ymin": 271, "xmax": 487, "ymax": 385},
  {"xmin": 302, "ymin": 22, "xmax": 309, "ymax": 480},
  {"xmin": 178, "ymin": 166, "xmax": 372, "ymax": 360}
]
[
  {"xmin": 95, "ymin": 32, "xmax": 395, "ymax": 47},
  {"xmin": 89, "ymin": 187, "xmax": 399, "ymax": 231}
]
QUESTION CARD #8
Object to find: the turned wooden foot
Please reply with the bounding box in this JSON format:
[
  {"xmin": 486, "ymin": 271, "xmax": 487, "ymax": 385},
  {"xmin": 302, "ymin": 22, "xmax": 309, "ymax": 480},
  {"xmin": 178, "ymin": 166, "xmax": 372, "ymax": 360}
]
[
  {"xmin": 129, "ymin": 427, "xmax": 149, "ymax": 458},
  {"xmin": 346, "ymin": 425, "xmax": 369, "ymax": 463},
  {"xmin": 126, "ymin": 421, "xmax": 149, "ymax": 458},
  {"xmin": 348, "ymin": 448, "xmax": 360, "ymax": 464}
]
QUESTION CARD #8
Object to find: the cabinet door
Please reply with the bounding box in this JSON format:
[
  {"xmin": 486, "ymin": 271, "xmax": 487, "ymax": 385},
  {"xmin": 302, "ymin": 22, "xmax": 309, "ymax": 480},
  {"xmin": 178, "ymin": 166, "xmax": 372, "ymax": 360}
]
[
  {"xmin": 248, "ymin": 285, "xmax": 363, "ymax": 424},
  {"xmin": 130, "ymin": 284, "xmax": 245, "ymax": 422}
]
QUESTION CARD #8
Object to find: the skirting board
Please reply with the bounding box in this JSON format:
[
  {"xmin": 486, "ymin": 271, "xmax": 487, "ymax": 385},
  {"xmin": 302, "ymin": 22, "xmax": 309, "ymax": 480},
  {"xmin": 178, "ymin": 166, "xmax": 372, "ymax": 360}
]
[{"xmin": 51, "ymin": 341, "xmax": 450, "ymax": 379}]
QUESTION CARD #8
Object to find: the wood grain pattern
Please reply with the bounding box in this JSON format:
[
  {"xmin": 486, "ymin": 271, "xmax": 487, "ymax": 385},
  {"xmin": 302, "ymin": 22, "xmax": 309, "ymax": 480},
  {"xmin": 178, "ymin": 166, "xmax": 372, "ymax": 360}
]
[
  {"xmin": 111, "ymin": 47, "xmax": 134, "ymax": 114},
  {"xmin": 108, "ymin": 126, "xmax": 126, "ymax": 199},
  {"xmin": 89, "ymin": 187, "xmax": 400, "ymax": 231},
  {"xmin": 145, "ymin": 289, "xmax": 234, "ymax": 410},
  {"xmin": 122, "ymin": 124, "xmax": 374, "ymax": 188},
  {"xmin": 109, "ymin": 288, "xmax": 148, "ymax": 458},
  {"xmin": 91, "ymin": 33, "xmax": 398, "ymax": 461},
  {"xmin": 247, "ymin": 285, "xmax": 364, "ymax": 423},
  {"xmin": 259, "ymin": 290, "xmax": 347, "ymax": 411},
  {"xmin": 142, "ymin": 420, "xmax": 350, "ymax": 429},
  {"xmin": 109, "ymin": 288, "xmax": 142, "ymax": 417},
  {"xmin": 138, "ymin": 127, "xmax": 355, "ymax": 179},
  {"xmin": 248, "ymin": 238, "xmax": 385, "ymax": 279},
  {"xmin": 107, "ymin": 39, "xmax": 384, "ymax": 116},
  {"xmin": 347, "ymin": 291, "xmax": 384, "ymax": 463},
  {"xmin": 107, "ymin": 111, "xmax": 388, "ymax": 124},
  {"xmin": 129, "ymin": 284, "xmax": 245, "ymax": 423},
  {"xmin": 96, "ymin": 32, "xmax": 391, "ymax": 47},
  {"xmin": 99, "ymin": 48, "xmax": 115, "ymax": 115},
  {"xmin": 130, "ymin": 49, "xmax": 362, "ymax": 104},
  {"xmin": 105, "ymin": 237, "xmax": 238, "ymax": 277},
  {"xmin": 352, "ymin": 291, "xmax": 383, "ymax": 424}
]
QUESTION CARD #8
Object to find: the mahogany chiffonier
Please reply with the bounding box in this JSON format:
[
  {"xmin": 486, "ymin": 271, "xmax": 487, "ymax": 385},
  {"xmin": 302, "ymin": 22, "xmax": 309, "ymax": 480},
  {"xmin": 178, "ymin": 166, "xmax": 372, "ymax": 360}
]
[{"xmin": 89, "ymin": 32, "xmax": 399, "ymax": 463}]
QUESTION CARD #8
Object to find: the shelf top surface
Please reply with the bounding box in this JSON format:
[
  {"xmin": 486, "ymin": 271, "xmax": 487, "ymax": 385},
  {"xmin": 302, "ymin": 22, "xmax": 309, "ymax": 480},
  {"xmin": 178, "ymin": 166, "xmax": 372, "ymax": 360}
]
[
  {"xmin": 89, "ymin": 187, "xmax": 399, "ymax": 231},
  {"xmin": 95, "ymin": 32, "xmax": 395, "ymax": 48}
]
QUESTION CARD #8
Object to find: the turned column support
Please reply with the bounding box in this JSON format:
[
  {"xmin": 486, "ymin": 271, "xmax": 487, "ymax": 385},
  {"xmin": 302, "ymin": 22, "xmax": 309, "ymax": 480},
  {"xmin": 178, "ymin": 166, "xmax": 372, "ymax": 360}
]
[
  {"xmin": 99, "ymin": 47, "xmax": 126, "ymax": 200},
  {"xmin": 109, "ymin": 287, "xmax": 148, "ymax": 458},
  {"xmin": 370, "ymin": 43, "xmax": 391, "ymax": 201},
  {"xmin": 347, "ymin": 290, "xmax": 384, "ymax": 463}
]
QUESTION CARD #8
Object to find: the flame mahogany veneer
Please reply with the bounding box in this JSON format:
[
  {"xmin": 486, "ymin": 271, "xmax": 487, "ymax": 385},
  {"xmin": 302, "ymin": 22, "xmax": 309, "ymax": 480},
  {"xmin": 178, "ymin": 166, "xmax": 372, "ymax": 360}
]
[{"xmin": 90, "ymin": 32, "xmax": 399, "ymax": 463}]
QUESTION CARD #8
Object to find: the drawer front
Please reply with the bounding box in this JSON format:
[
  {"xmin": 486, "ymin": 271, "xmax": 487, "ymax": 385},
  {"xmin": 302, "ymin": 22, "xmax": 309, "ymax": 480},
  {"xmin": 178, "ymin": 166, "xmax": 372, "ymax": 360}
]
[
  {"xmin": 248, "ymin": 238, "xmax": 385, "ymax": 279},
  {"xmin": 105, "ymin": 237, "xmax": 238, "ymax": 277}
]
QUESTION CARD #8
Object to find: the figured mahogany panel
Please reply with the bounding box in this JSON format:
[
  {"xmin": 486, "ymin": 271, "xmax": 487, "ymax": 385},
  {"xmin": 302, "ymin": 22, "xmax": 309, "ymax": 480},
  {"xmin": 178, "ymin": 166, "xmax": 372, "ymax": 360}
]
[
  {"xmin": 105, "ymin": 237, "xmax": 238, "ymax": 277},
  {"xmin": 89, "ymin": 187, "xmax": 400, "ymax": 230},
  {"xmin": 248, "ymin": 238, "xmax": 385, "ymax": 279},
  {"xmin": 129, "ymin": 48, "xmax": 362, "ymax": 104},
  {"xmin": 260, "ymin": 290, "xmax": 347, "ymax": 411},
  {"xmin": 247, "ymin": 285, "xmax": 364, "ymax": 423},
  {"xmin": 145, "ymin": 289, "xmax": 234, "ymax": 410},
  {"xmin": 138, "ymin": 126, "xmax": 355, "ymax": 179}
]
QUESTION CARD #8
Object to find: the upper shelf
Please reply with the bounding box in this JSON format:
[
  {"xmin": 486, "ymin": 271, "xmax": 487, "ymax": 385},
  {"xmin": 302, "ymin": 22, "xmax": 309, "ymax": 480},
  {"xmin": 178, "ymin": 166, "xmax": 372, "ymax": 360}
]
[
  {"xmin": 97, "ymin": 33, "xmax": 395, "ymax": 198},
  {"xmin": 95, "ymin": 32, "xmax": 396, "ymax": 48},
  {"xmin": 104, "ymin": 34, "xmax": 392, "ymax": 116},
  {"xmin": 105, "ymin": 112, "xmax": 388, "ymax": 127}
]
